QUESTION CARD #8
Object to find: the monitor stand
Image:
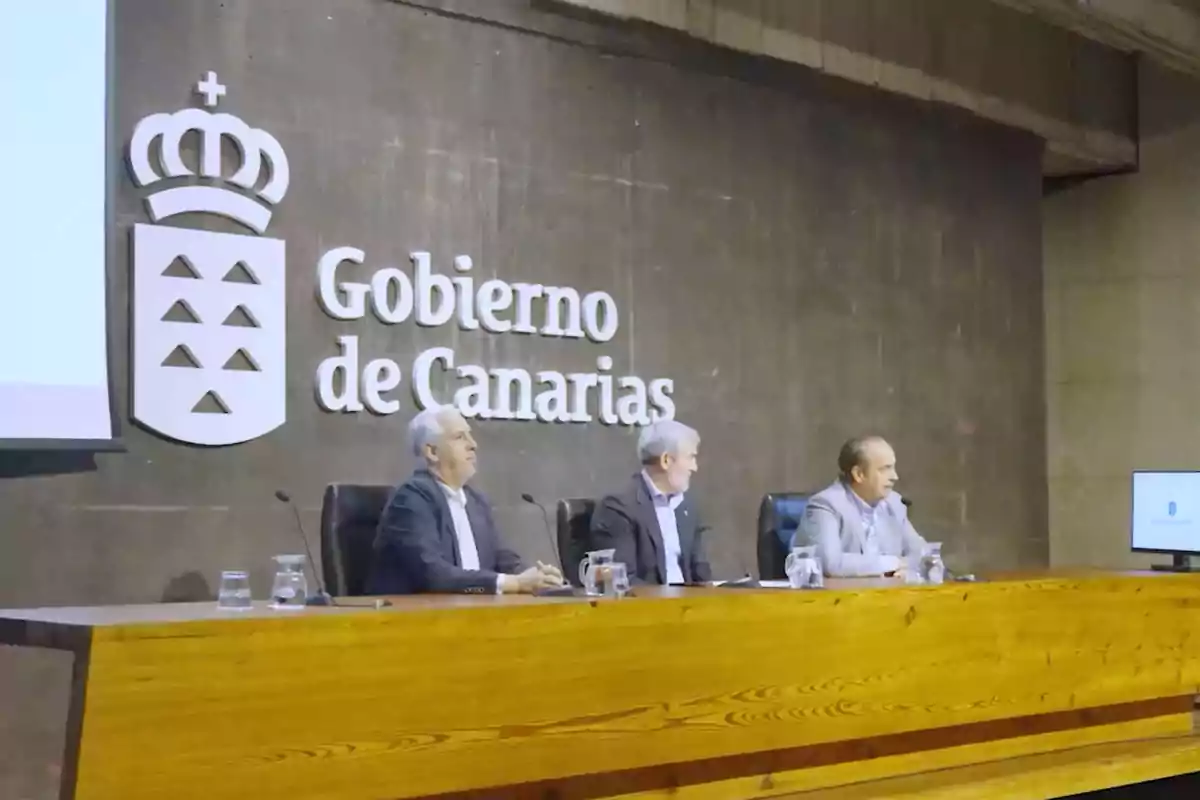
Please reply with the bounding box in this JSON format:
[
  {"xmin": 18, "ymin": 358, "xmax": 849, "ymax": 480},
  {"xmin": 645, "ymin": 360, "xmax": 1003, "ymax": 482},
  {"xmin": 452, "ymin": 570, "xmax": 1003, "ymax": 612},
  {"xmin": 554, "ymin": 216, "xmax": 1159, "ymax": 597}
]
[{"xmin": 1151, "ymin": 553, "xmax": 1200, "ymax": 573}]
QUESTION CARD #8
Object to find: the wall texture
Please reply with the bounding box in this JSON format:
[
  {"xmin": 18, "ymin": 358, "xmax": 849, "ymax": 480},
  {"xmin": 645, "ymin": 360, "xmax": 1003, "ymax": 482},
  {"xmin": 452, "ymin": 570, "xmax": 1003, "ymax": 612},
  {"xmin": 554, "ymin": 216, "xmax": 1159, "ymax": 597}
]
[
  {"xmin": 552, "ymin": 0, "xmax": 1138, "ymax": 176},
  {"xmin": 1044, "ymin": 60, "xmax": 1200, "ymax": 568},
  {"xmin": 0, "ymin": 0, "xmax": 1047, "ymax": 795}
]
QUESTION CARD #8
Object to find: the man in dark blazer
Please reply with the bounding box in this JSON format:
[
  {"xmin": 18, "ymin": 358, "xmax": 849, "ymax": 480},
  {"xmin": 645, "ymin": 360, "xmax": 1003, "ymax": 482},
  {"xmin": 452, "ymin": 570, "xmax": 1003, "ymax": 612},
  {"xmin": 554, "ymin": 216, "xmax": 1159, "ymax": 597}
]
[
  {"xmin": 366, "ymin": 405, "xmax": 564, "ymax": 595},
  {"xmin": 589, "ymin": 420, "xmax": 713, "ymax": 585}
]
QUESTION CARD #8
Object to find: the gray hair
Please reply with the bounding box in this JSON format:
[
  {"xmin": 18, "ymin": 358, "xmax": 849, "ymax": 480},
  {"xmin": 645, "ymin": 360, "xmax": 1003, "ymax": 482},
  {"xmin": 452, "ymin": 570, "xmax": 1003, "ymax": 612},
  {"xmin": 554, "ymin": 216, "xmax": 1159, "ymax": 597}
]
[
  {"xmin": 408, "ymin": 405, "xmax": 457, "ymax": 462},
  {"xmin": 637, "ymin": 420, "xmax": 700, "ymax": 464}
]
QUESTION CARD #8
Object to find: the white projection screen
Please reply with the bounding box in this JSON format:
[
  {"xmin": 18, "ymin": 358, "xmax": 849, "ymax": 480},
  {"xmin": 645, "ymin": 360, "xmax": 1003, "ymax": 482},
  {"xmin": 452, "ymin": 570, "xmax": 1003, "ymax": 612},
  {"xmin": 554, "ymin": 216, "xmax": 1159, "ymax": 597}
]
[{"xmin": 0, "ymin": 1, "xmax": 119, "ymax": 449}]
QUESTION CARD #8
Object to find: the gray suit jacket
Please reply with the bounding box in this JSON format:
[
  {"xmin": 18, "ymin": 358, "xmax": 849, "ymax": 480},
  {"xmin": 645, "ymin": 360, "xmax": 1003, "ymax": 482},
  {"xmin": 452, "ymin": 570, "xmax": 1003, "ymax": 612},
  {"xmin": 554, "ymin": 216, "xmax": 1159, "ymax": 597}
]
[{"xmin": 797, "ymin": 480, "xmax": 927, "ymax": 577}]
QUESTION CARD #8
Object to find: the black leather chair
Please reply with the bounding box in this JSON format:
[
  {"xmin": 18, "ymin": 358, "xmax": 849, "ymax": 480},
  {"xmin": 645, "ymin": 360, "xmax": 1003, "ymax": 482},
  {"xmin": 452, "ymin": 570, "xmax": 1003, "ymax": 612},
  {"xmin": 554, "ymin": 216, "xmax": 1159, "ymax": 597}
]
[
  {"xmin": 756, "ymin": 492, "xmax": 812, "ymax": 580},
  {"xmin": 319, "ymin": 483, "xmax": 393, "ymax": 597},
  {"xmin": 555, "ymin": 498, "xmax": 596, "ymax": 587}
]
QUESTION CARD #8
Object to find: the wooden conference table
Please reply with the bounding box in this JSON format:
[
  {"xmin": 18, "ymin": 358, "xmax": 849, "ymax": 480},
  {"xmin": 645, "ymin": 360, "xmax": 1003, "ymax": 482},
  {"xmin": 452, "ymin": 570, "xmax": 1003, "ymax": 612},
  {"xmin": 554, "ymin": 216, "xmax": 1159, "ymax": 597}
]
[{"xmin": 3, "ymin": 571, "xmax": 1200, "ymax": 800}]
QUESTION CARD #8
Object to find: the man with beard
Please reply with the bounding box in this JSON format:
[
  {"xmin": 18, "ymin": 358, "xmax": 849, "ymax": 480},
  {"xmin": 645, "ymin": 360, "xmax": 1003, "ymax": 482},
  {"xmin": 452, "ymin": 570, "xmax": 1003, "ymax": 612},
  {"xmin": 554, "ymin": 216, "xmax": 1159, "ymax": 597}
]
[{"xmin": 589, "ymin": 420, "xmax": 713, "ymax": 585}]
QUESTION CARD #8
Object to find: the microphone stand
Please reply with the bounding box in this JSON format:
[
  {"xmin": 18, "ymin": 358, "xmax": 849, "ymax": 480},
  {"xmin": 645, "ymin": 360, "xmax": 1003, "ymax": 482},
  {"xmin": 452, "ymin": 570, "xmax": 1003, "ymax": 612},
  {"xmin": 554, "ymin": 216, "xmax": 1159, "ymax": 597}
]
[
  {"xmin": 521, "ymin": 493, "xmax": 577, "ymax": 597},
  {"xmin": 273, "ymin": 489, "xmax": 391, "ymax": 608}
]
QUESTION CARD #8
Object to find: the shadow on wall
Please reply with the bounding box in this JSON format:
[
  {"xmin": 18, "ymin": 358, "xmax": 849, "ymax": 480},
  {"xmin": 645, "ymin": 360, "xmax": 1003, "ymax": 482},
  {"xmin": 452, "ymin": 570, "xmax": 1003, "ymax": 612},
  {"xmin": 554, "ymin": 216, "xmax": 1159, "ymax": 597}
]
[
  {"xmin": 160, "ymin": 571, "xmax": 214, "ymax": 603},
  {"xmin": 0, "ymin": 451, "xmax": 98, "ymax": 479},
  {"xmin": 1140, "ymin": 57, "xmax": 1200, "ymax": 140}
]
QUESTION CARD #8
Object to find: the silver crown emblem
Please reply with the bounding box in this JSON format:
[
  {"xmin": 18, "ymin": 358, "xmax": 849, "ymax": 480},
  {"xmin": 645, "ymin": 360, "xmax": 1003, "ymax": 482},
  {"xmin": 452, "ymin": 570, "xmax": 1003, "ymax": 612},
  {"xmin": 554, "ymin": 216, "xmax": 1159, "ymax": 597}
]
[{"xmin": 127, "ymin": 71, "xmax": 289, "ymax": 234}]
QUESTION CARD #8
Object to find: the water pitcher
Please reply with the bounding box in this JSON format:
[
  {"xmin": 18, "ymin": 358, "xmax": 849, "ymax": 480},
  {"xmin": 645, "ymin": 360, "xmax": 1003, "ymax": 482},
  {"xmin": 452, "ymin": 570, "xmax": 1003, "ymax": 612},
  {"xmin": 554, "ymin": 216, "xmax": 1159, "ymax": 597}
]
[
  {"xmin": 784, "ymin": 545, "xmax": 824, "ymax": 589},
  {"xmin": 578, "ymin": 548, "xmax": 616, "ymax": 595},
  {"xmin": 920, "ymin": 542, "xmax": 946, "ymax": 585},
  {"xmin": 270, "ymin": 554, "xmax": 308, "ymax": 610}
]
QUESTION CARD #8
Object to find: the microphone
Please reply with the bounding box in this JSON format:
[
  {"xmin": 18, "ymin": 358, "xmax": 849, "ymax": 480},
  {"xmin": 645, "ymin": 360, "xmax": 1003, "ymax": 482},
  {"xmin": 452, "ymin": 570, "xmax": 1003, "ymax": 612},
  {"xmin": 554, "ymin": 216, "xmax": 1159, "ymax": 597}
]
[
  {"xmin": 520, "ymin": 493, "xmax": 559, "ymax": 566},
  {"xmin": 520, "ymin": 492, "xmax": 575, "ymax": 596},
  {"xmin": 274, "ymin": 489, "xmax": 334, "ymax": 606},
  {"xmin": 270, "ymin": 491, "xmax": 391, "ymax": 609}
]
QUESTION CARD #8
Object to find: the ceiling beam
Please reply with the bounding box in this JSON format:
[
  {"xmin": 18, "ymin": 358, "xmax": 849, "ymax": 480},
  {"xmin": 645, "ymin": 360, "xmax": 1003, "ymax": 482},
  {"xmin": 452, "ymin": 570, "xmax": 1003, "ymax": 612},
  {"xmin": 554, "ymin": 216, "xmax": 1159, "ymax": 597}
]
[{"xmin": 990, "ymin": 0, "xmax": 1200, "ymax": 76}]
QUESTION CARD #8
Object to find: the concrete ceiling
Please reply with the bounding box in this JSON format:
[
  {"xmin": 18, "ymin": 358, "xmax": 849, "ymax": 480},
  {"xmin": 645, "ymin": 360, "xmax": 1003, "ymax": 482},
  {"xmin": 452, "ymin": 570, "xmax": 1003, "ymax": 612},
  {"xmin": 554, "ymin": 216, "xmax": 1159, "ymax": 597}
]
[
  {"xmin": 991, "ymin": 0, "xmax": 1200, "ymax": 77},
  {"xmin": 548, "ymin": 0, "xmax": 1189, "ymax": 179}
]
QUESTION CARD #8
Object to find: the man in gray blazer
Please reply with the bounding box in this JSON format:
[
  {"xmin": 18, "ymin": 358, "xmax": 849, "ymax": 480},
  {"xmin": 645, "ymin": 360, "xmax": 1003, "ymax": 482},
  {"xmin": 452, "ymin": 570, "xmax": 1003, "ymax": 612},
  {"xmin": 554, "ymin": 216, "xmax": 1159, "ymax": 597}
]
[{"xmin": 797, "ymin": 435, "xmax": 927, "ymax": 577}]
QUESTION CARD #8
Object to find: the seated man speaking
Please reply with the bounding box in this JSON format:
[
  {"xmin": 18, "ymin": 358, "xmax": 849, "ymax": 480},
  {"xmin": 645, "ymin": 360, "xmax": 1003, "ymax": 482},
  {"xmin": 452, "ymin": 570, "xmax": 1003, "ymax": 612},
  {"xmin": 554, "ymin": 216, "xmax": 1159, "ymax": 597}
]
[
  {"xmin": 366, "ymin": 405, "xmax": 564, "ymax": 595},
  {"xmin": 798, "ymin": 435, "xmax": 927, "ymax": 577},
  {"xmin": 589, "ymin": 420, "xmax": 713, "ymax": 585}
]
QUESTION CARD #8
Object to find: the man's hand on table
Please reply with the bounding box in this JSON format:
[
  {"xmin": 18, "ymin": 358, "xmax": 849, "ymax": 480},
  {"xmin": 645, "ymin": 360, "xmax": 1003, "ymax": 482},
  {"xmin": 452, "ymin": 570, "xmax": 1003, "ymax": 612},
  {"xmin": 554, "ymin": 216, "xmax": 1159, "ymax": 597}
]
[{"xmin": 501, "ymin": 563, "xmax": 566, "ymax": 594}]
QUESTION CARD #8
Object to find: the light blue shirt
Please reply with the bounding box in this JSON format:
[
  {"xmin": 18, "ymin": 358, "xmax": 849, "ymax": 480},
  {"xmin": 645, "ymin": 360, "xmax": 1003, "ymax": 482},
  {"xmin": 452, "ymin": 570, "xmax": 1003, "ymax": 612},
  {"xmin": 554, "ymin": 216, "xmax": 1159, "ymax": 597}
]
[
  {"xmin": 844, "ymin": 484, "xmax": 883, "ymax": 559},
  {"xmin": 642, "ymin": 471, "xmax": 685, "ymax": 585}
]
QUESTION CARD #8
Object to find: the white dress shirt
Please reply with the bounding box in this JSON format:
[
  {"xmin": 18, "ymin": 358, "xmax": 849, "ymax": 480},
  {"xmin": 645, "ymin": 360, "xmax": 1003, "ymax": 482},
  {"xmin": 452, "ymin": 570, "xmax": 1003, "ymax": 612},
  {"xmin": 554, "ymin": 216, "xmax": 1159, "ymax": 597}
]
[
  {"xmin": 642, "ymin": 471, "xmax": 686, "ymax": 585},
  {"xmin": 438, "ymin": 481, "xmax": 504, "ymax": 594}
]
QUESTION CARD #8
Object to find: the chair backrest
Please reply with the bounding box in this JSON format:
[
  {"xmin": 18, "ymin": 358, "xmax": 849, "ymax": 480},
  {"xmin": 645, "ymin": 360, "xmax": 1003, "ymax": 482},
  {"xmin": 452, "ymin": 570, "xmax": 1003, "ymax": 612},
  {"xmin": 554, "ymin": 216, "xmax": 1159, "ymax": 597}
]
[
  {"xmin": 756, "ymin": 492, "xmax": 811, "ymax": 580},
  {"xmin": 319, "ymin": 483, "xmax": 393, "ymax": 597},
  {"xmin": 555, "ymin": 498, "xmax": 596, "ymax": 586}
]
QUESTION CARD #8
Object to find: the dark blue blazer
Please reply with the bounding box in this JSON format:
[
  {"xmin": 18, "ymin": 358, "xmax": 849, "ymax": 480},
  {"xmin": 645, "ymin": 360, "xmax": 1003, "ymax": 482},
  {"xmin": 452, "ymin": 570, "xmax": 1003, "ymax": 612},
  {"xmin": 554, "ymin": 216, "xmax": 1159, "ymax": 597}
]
[
  {"xmin": 366, "ymin": 470, "xmax": 523, "ymax": 594},
  {"xmin": 589, "ymin": 473, "xmax": 713, "ymax": 585}
]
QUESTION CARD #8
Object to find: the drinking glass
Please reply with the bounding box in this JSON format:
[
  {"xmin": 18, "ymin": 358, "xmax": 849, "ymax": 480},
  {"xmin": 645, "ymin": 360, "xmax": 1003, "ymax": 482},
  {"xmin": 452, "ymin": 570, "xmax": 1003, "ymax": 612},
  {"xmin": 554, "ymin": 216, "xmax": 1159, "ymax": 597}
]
[
  {"xmin": 217, "ymin": 570, "xmax": 252, "ymax": 611},
  {"xmin": 270, "ymin": 554, "xmax": 308, "ymax": 610}
]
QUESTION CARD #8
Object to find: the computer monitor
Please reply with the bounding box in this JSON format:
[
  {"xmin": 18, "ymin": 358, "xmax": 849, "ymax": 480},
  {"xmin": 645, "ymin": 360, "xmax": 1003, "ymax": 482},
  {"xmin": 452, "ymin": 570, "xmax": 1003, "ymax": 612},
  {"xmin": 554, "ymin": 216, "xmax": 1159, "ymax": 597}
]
[{"xmin": 1130, "ymin": 470, "xmax": 1200, "ymax": 572}]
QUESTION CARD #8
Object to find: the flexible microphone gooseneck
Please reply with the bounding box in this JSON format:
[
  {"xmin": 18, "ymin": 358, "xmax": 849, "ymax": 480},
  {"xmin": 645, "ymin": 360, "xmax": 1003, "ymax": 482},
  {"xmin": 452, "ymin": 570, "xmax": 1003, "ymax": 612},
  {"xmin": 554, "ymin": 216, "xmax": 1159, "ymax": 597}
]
[
  {"xmin": 520, "ymin": 492, "xmax": 576, "ymax": 596},
  {"xmin": 520, "ymin": 493, "xmax": 560, "ymax": 566},
  {"xmin": 273, "ymin": 490, "xmax": 334, "ymax": 606},
  {"xmin": 272, "ymin": 490, "xmax": 392, "ymax": 608}
]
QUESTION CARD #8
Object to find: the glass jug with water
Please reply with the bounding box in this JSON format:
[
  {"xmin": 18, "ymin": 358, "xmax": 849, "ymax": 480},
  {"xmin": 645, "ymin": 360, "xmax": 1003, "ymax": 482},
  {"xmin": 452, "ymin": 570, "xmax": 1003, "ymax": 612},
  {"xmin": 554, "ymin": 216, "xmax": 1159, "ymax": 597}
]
[
  {"xmin": 270, "ymin": 554, "xmax": 308, "ymax": 609},
  {"xmin": 578, "ymin": 548, "xmax": 616, "ymax": 596},
  {"xmin": 603, "ymin": 562, "xmax": 631, "ymax": 598},
  {"xmin": 785, "ymin": 545, "xmax": 824, "ymax": 589},
  {"xmin": 920, "ymin": 542, "xmax": 945, "ymax": 585}
]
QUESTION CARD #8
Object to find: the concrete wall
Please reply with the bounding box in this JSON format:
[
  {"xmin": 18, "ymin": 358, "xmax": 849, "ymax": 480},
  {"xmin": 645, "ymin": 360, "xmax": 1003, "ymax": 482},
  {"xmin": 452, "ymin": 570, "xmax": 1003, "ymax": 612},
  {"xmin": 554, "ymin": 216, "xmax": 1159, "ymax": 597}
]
[
  {"xmin": 1044, "ymin": 61, "xmax": 1200, "ymax": 567},
  {"xmin": 0, "ymin": 0, "xmax": 1047, "ymax": 795},
  {"xmin": 551, "ymin": 0, "xmax": 1137, "ymax": 175}
]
